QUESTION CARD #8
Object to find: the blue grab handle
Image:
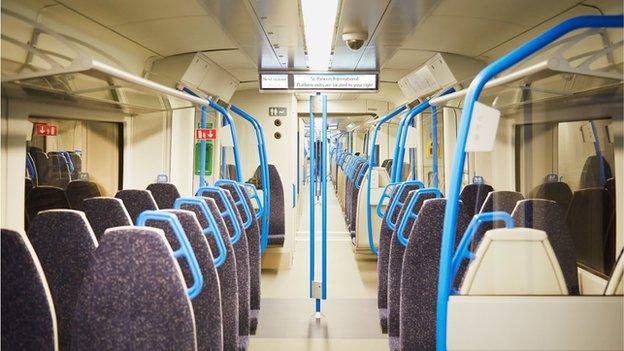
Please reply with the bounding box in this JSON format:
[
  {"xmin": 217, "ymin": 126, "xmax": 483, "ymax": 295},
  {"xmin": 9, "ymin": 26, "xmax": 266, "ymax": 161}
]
[
  {"xmin": 136, "ymin": 211, "xmax": 204, "ymax": 299},
  {"xmin": 396, "ymin": 188, "xmax": 443, "ymax": 247},
  {"xmin": 243, "ymin": 183, "xmax": 263, "ymax": 220},
  {"xmin": 385, "ymin": 180, "xmax": 425, "ymax": 230},
  {"xmin": 173, "ymin": 197, "xmax": 227, "ymax": 268},
  {"xmin": 376, "ymin": 182, "xmax": 399, "ymax": 219},
  {"xmin": 449, "ymin": 211, "xmax": 514, "ymax": 285},
  {"xmin": 215, "ymin": 179, "xmax": 254, "ymax": 229},
  {"xmin": 196, "ymin": 186, "xmax": 242, "ymax": 244}
]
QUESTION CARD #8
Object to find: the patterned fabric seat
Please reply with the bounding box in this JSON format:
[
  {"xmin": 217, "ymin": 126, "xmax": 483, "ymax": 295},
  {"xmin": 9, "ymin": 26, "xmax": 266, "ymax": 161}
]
[
  {"xmin": 377, "ymin": 182, "xmax": 422, "ymax": 334},
  {"xmin": 513, "ymin": 199, "xmax": 579, "ymax": 295},
  {"xmin": 25, "ymin": 186, "xmax": 70, "ymax": 226},
  {"xmin": 145, "ymin": 210, "xmax": 224, "ymax": 351},
  {"xmin": 1, "ymin": 229, "xmax": 57, "ymax": 351},
  {"xmin": 147, "ymin": 183, "xmax": 181, "ymax": 209},
  {"xmin": 115, "ymin": 189, "xmax": 159, "ymax": 223},
  {"xmin": 527, "ymin": 181, "xmax": 573, "ymax": 212},
  {"xmin": 71, "ymin": 226, "xmax": 196, "ymax": 351},
  {"xmin": 202, "ymin": 189, "xmax": 250, "ymax": 349},
  {"xmin": 459, "ymin": 183, "xmax": 494, "ymax": 217},
  {"xmin": 180, "ymin": 197, "xmax": 240, "ymax": 351},
  {"xmin": 387, "ymin": 191, "xmax": 438, "ymax": 349},
  {"xmin": 66, "ymin": 180, "xmax": 101, "ymax": 211},
  {"xmin": 472, "ymin": 191, "xmax": 524, "ymax": 251},
  {"xmin": 27, "ymin": 210, "xmax": 97, "ymax": 350},
  {"xmin": 399, "ymin": 200, "xmax": 470, "ymax": 350},
  {"xmin": 218, "ymin": 182, "xmax": 262, "ymax": 334},
  {"xmin": 83, "ymin": 197, "xmax": 133, "ymax": 241}
]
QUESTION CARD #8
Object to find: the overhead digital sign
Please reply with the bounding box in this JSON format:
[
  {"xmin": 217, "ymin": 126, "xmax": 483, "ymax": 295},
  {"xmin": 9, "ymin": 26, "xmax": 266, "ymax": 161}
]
[{"xmin": 259, "ymin": 72, "xmax": 378, "ymax": 92}]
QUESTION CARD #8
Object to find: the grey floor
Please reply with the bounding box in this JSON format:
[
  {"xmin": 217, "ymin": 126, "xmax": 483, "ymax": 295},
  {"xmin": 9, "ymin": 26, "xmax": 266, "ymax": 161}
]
[{"xmin": 249, "ymin": 182, "xmax": 389, "ymax": 351}]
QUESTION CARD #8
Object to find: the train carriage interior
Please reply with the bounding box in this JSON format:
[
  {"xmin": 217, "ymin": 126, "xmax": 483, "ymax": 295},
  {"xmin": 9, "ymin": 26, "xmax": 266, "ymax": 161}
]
[{"xmin": 1, "ymin": 0, "xmax": 623, "ymax": 350}]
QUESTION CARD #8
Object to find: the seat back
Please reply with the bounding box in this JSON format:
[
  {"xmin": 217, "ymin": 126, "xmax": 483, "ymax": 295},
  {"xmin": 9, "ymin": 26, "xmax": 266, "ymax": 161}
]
[
  {"xmin": 31, "ymin": 151, "xmax": 50, "ymax": 185},
  {"xmin": 146, "ymin": 183, "xmax": 181, "ymax": 209},
  {"xmin": 65, "ymin": 180, "xmax": 101, "ymax": 211},
  {"xmin": 25, "ymin": 177, "xmax": 34, "ymax": 196},
  {"xmin": 115, "ymin": 189, "xmax": 159, "ymax": 223},
  {"xmin": 218, "ymin": 182, "xmax": 262, "ymax": 314},
  {"xmin": 25, "ymin": 186, "xmax": 70, "ymax": 224},
  {"xmin": 67, "ymin": 152, "xmax": 82, "ymax": 178},
  {"xmin": 459, "ymin": 183, "xmax": 494, "ymax": 217},
  {"xmin": 567, "ymin": 188, "xmax": 615, "ymax": 274},
  {"xmin": 527, "ymin": 181, "xmax": 573, "ymax": 212},
  {"xmin": 83, "ymin": 197, "xmax": 133, "ymax": 241},
  {"xmin": 267, "ymin": 164, "xmax": 285, "ymax": 245},
  {"xmin": 71, "ymin": 227, "xmax": 196, "ymax": 351},
  {"xmin": 1, "ymin": 229, "xmax": 58, "ymax": 351},
  {"xmin": 579, "ymin": 155, "xmax": 612, "ymax": 189},
  {"xmin": 27, "ymin": 210, "xmax": 97, "ymax": 350},
  {"xmin": 178, "ymin": 197, "xmax": 239, "ymax": 350},
  {"xmin": 512, "ymin": 199, "xmax": 579, "ymax": 294},
  {"xmin": 146, "ymin": 210, "xmax": 223, "ymax": 351},
  {"xmin": 377, "ymin": 181, "xmax": 422, "ymax": 315},
  {"xmin": 47, "ymin": 154, "xmax": 71, "ymax": 188},
  {"xmin": 472, "ymin": 191, "xmax": 524, "ymax": 250},
  {"xmin": 387, "ymin": 190, "xmax": 439, "ymax": 337},
  {"xmin": 605, "ymin": 249, "xmax": 623, "ymax": 295},
  {"xmin": 400, "ymin": 199, "xmax": 470, "ymax": 350},
  {"xmin": 226, "ymin": 164, "xmax": 238, "ymax": 180},
  {"xmin": 460, "ymin": 228, "xmax": 568, "ymax": 295},
  {"xmin": 203, "ymin": 190, "xmax": 250, "ymax": 342}
]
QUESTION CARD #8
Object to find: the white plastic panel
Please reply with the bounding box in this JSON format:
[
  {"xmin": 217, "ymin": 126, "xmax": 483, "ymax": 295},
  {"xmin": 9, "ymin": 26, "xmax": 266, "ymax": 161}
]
[{"xmin": 448, "ymin": 296, "xmax": 624, "ymax": 350}]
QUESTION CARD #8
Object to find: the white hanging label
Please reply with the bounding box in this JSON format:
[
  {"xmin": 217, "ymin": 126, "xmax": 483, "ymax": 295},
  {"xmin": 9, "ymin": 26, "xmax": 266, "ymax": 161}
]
[
  {"xmin": 466, "ymin": 102, "xmax": 500, "ymax": 152},
  {"xmin": 405, "ymin": 126, "xmax": 418, "ymax": 149}
]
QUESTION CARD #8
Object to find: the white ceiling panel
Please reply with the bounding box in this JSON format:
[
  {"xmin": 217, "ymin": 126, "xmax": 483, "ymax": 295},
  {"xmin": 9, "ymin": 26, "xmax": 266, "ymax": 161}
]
[
  {"xmin": 204, "ymin": 50, "xmax": 257, "ymax": 70},
  {"xmin": 113, "ymin": 16, "xmax": 237, "ymax": 56},
  {"xmin": 56, "ymin": 0, "xmax": 206, "ymax": 27},
  {"xmin": 228, "ymin": 68, "xmax": 259, "ymax": 82},
  {"xmin": 382, "ymin": 49, "xmax": 436, "ymax": 70}
]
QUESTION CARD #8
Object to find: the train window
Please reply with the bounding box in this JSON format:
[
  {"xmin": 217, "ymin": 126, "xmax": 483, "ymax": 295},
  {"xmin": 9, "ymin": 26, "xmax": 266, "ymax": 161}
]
[{"xmin": 26, "ymin": 118, "xmax": 123, "ymax": 196}]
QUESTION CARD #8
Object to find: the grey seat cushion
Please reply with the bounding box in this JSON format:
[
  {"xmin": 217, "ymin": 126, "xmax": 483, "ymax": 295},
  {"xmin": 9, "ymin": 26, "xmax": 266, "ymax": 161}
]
[
  {"xmin": 512, "ymin": 199, "xmax": 579, "ymax": 295},
  {"xmin": 66, "ymin": 180, "xmax": 101, "ymax": 211},
  {"xmin": 147, "ymin": 183, "xmax": 181, "ymax": 209},
  {"xmin": 399, "ymin": 199, "xmax": 470, "ymax": 350},
  {"xmin": 180, "ymin": 197, "xmax": 240, "ymax": 351},
  {"xmin": 146, "ymin": 210, "xmax": 224, "ymax": 351},
  {"xmin": 83, "ymin": 197, "xmax": 133, "ymax": 241},
  {"xmin": 377, "ymin": 182, "xmax": 422, "ymax": 333},
  {"xmin": 1, "ymin": 229, "xmax": 57, "ymax": 351},
  {"xmin": 71, "ymin": 227, "xmax": 196, "ymax": 351},
  {"xmin": 472, "ymin": 191, "xmax": 524, "ymax": 251},
  {"xmin": 387, "ymin": 190, "xmax": 437, "ymax": 338},
  {"xmin": 27, "ymin": 210, "xmax": 97, "ymax": 350},
  {"xmin": 115, "ymin": 189, "xmax": 159, "ymax": 223},
  {"xmin": 579, "ymin": 155, "xmax": 612, "ymax": 189}
]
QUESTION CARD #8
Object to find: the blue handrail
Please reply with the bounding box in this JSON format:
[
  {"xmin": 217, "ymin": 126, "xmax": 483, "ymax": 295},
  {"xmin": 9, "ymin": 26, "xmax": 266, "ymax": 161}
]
[
  {"xmin": 376, "ymin": 182, "xmax": 400, "ymax": 219},
  {"xmin": 229, "ymin": 104, "xmax": 271, "ymax": 254},
  {"xmin": 431, "ymin": 106, "xmax": 439, "ymax": 189},
  {"xmin": 136, "ymin": 211, "xmax": 204, "ymax": 299},
  {"xmin": 243, "ymin": 183, "xmax": 264, "ymax": 220},
  {"xmin": 450, "ymin": 211, "xmax": 514, "ymax": 286},
  {"xmin": 321, "ymin": 94, "xmax": 328, "ymax": 300},
  {"xmin": 195, "ymin": 186, "xmax": 242, "ymax": 244},
  {"xmin": 435, "ymin": 16, "xmax": 624, "ymax": 351},
  {"xmin": 214, "ymin": 179, "xmax": 253, "ymax": 230},
  {"xmin": 396, "ymin": 188, "xmax": 443, "ymax": 247},
  {"xmin": 385, "ymin": 180, "xmax": 425, "ymax": 230},
  {"xmin": 393, "ymin": 88, "xmax": 455, "ymax": 183},
  {"xmin": 173, "ymin": 197, "xmax": 228, "ymax": 268}
]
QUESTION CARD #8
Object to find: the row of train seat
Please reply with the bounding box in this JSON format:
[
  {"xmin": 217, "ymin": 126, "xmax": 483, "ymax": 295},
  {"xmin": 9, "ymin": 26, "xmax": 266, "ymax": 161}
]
[
  {"xmin": 24, "ymin": 180, "xmax": 101, "ymax": 230},
  {"xmin": 376, "ymin": 180, "xmax": 622, "ymax": 350},
  {"xmin": 4, "ymin": 180, "xmax": 265, "ymax": 350},
  {"xmin": 27, "ymin": 147, "xmax": 82, "ymax": 189}
]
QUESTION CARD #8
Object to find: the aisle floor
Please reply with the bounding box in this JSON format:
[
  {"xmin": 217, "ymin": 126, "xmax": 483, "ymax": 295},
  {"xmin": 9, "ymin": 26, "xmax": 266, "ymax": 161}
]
[{"xmin": 249, "ymin": 182, "xmax": 388, "ymax": 351}]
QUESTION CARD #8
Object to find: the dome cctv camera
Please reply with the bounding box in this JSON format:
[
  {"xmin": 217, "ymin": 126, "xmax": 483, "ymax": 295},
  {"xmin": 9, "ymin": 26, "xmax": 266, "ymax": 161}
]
[{"xmin": 342, "ymin": 32, "xmax": 368, "ymax": 51}]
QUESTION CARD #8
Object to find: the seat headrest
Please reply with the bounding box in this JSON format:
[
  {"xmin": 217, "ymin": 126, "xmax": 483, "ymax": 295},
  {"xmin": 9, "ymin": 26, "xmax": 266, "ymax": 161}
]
[
  {"xmin": 146, "ymin": 183, "xmax": 181, "ymax": 209},
  {"xmin": 115, "ymin": 189, "xmax": 158, "ymax": 223},
  {"xmin": 460, "ymin": 228, "xmax": 568, "ymax": 295}
]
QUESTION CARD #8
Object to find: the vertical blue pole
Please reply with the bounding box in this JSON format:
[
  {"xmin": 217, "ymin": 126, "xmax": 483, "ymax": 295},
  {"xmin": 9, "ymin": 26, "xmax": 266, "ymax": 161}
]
[
  {"xmin": 431, "ymin": 106, "xmax": 439, "ymax": 189},
  {"xmin": 321, "ymin": 94, "xmax": 328, "ymax": 301},
  {"xmin": 309, "ymin": 95, "xmax": 317, "ymax": 311},
  {"xmin": 199, "ymin": 106, "xmax": 207, "ymax": 188}
]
